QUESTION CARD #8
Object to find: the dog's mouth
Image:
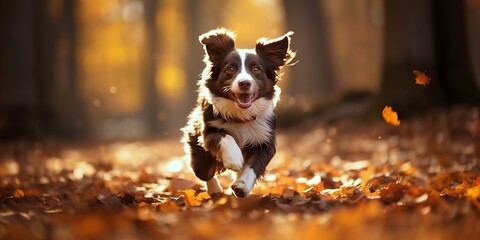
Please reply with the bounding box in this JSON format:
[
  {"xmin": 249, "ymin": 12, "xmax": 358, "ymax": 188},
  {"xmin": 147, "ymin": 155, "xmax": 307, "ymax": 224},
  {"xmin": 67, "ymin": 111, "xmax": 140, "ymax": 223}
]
[{"xmin": 228, "ymin": 91, "xmax": 259, "ymax": 109}]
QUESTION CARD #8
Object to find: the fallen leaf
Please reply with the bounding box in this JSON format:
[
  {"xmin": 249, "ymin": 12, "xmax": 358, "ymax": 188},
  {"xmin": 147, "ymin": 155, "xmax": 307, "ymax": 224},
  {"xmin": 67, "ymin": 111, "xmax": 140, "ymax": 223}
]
[
  {"xmin": 380, "ymin": 183, "xmax": 406, "ymax": 204},
  {"xmin": 465, "ymin": 185, "xmax": 480, "ymax": 200},
  {"xmin": 361, "ymin": 185, "xmax": 381, "ymax": 199},
  {"xmin": 183, "ymin": 189, "xmax": 211, "ymax": 207},
  {"xmin": 157, "ymin": 199, "xmax": 180, "ymax": 212},
  {"xmin": 413, "ymin": 70, "xmax": 431, "ymax": 86},
  {"xmin": 13, "ymin": 189, "xmax": 25, "ymax": 198},
  {"xmin": 382, "ymin": 106, "xmax": 401, "ymax": 126},
  {"xmin": 466, "ymin": 185, "xmax": 480, "ymax": 209},
  {"xmin": 195, "ymin": 192, "xmax": 211, "ymax": 202}
]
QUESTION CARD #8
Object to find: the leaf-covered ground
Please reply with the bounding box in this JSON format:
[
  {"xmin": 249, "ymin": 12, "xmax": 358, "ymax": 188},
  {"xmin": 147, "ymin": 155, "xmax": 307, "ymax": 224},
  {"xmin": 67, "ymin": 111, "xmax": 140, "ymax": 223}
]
[{"xmin": 1, "ymin": 106, "xmax": 479, "ymax": 240}]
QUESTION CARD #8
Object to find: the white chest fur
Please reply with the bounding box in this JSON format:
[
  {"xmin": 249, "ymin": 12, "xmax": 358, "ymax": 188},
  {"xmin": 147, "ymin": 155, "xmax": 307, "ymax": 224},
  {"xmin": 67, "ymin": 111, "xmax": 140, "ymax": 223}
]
[
  {"xmin": 205, "ymin": 86, "xmax": 280, "ymax": 148},
  {"xmin": 210, "ymin": 113, "xmax": 273, "ymax": 148},
  {"xmin": 209, "ymin": 111, "xmax": 273, "ymax": 148}
]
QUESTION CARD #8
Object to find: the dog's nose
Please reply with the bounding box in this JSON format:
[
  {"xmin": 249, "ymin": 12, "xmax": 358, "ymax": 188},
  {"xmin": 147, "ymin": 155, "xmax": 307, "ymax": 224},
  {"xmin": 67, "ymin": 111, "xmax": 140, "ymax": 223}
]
[{"xmin": 238, "ymin": 80, "xmax": 252, "ymax": 90}]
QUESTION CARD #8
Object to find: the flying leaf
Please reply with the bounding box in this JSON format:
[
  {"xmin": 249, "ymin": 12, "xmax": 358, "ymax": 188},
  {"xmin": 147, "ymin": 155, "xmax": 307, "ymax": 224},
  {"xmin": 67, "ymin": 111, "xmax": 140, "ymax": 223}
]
[
  {"xmin": 413, "ymin": 70, "xmax": 431, "ymax": 86},
  {"xmin": 382, "ymin": 106, "xmax": 400, "ymax": 126}
]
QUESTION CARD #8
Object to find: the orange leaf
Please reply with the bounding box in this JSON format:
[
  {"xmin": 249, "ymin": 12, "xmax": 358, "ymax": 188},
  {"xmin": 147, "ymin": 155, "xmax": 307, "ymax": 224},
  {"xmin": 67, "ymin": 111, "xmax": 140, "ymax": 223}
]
[
  {"xmin": 183, "ymin": 189, "xmax": 211, "ymax": 207},
  {"xmin": 382, "ymin": 106, "xmax": 400, "ymax": 126},
  {"xmin": 413, "ymin": 70, "xmax": 431, "ymax": 86},
  {"xmin": 158, "ymin": 199, "xmax": 180, "ymax": 212},
  {"xmin": 13, "ymin": 189, "xmax": 25, "ymax": 198},
  {"xmin": 465, "ymin": 184, "xmax": 480, "ymax": 209},
  {"xmin": 466, "ymin": 185, "xmax": 480, "ymax": 200},
  {"xmin": 195, "ymin": 192, "xmax": 211, "ymax": 202}
]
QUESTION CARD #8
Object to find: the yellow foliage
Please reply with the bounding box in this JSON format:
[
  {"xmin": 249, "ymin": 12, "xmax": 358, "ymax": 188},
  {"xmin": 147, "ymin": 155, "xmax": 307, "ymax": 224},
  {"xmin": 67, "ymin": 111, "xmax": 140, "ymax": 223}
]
[
  {"xmin": 382, "ymin": 106, "xmax": 401, "ymax": 126},
  {"xmin": 183, "ymin": 190, "xmax": 211, "ymax": 207},
  {"xmin": 413, "ymin": 70, "xmax": 431, "ymax": 86}
]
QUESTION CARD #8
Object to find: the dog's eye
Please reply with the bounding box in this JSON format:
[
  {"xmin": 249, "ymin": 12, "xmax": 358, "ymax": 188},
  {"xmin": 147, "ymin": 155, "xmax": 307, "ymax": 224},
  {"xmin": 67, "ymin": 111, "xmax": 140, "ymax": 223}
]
[
  {"xmin": 252, "ymin": 66, "xmax": 261, "ymax": 74},
  {"xmin": 226, "ymin": 66, "xmax": 235, "ymax": 73}
]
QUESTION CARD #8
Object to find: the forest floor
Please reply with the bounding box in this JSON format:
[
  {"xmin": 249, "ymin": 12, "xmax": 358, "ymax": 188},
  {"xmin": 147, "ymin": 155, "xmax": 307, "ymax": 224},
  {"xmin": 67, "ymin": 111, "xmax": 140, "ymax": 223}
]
[{"xmin": 1, "ymin": 106, "xmax": 479, "ymax": 240}]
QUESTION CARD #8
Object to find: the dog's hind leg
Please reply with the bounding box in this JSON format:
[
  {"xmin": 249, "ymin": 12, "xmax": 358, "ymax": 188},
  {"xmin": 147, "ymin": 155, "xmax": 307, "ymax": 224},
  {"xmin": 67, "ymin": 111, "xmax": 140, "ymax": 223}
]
[
  {"xmin": 206, "ymin": 177, "xmax": 222, "ymax": 194},
  {"xmin": 189, "ymin": 143, "xmax": 223, "ymax": 194},
  {"xmin": 187, "ymin": 134, "xmax": 219, "ymax": 181}
]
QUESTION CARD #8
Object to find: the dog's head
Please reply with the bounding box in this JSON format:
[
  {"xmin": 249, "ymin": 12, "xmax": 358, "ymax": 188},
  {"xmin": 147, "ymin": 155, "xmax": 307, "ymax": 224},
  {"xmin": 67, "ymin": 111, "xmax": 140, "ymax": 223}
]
[{"xmin": 199, "ymin": 28, "xmax": 295, "ymax": 120}]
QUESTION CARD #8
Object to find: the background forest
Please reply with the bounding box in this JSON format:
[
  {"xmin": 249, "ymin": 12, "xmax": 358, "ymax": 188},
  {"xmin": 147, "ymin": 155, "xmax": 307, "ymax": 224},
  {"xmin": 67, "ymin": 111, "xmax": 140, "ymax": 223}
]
[
  {"xmin": 1, "ymin": 1, "xmax": 480, "ymax": 239},
  {"xmin": 1, "ymin": 0, "xmax": 479, "ymax": 140}
]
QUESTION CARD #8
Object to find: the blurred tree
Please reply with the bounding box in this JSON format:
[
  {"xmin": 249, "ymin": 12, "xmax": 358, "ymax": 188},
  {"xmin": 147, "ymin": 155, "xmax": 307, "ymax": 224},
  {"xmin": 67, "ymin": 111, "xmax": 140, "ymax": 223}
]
[
  {"xmin": 184, "ymin": 0, "xmax": 210, "ymax": 106},
  {"xmin": 143, "ymin": 0, "xmax": 161, "ymax": 135},
  {"xmin": 282, "ymin": 0, "xmax": 336, "ymax": 99},
  {"xmin": 184, "ymin": 0, "xmax": 224, "ymax": 109},
  {"xmin": 466, "ymin": 0, "xmax": 480, "ymax": 88},
  {"xmin": 379, "ymin": 0, "xmax": 480, "ymax": 115},
  {"xmin": 37, "ymin": 0, "xmax": 88, "ymax": 138},
  {"xmin": 0, "ymin": 0, "xmax": 38, "ymax": 139},
  {"xmin": 0, "ymin": 0, "xmax": 87, "ymax": 140},
  {"xmin": 434, "ymin": 0, "xmax": 480, "ymax": 104},
  {"xmin": 183, "ymin": 0, "xmax": 223, "ymax": 132}
]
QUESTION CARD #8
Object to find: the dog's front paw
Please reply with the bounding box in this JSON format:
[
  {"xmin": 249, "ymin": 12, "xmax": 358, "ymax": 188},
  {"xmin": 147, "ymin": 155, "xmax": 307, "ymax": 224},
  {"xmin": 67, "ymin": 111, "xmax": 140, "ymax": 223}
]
[
  {"xmin": 222, "ymin": 148, "xmax": 243, "ymax": 171},
  {"xmin": 231, "ymin": 180, "xmax": 250, "ymax": 198},
  {"xmin": 220, "ymin": 136, "xmax": 243, "ymax": 172}
]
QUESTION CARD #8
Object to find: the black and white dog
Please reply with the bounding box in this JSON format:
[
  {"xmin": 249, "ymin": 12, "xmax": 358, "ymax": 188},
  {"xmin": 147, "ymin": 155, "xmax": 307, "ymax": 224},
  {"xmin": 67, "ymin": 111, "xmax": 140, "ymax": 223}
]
[{"xmin": 182, "ymin": 28, "xmax": 295, "ymax": 197}]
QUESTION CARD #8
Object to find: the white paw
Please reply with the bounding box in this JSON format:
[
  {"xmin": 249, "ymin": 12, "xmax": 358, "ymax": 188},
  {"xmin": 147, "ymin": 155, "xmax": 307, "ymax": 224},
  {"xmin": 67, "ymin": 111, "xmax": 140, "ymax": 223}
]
[
  {"xmin": 220, "ymin": 135, "xmax": 243, "ymax": 172},
  {"xmin": 206, "ymin": 177, "xmax": 223, "ymax": 195},
  {"xmin": 231, "ymin": 167, "xmax": 256, "ymax": 198},
  {"xmin": 231, "ymin": 180, "xmax": 250, "ymax": 198}
]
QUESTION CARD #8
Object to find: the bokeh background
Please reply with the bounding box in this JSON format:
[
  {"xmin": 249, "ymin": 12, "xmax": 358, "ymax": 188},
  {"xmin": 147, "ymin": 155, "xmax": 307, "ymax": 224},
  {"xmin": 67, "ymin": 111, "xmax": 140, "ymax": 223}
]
[{"xmin": 1, "ymin": 0, "xmax": 479, "ymax": 141}]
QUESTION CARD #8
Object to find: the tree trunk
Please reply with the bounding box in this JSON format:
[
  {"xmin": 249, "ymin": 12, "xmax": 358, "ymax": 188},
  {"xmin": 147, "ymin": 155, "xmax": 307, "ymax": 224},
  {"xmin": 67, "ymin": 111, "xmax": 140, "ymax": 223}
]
[
  {"xmin": 434, "ymin": 0, "xmax": 480, "ymax": 104},
  {"xmin": 379, "ymin": 0, "xmax": 446, "ymax": 115},
  {"xmin": 282, "ymin": 0, "xmax": 336, "ymax": 99},
  {"xmin": 143, "ymin": 0, "xmax": 161, "ymax": 136},
  {"xmin": 63, "ymin": 0, "xmax": 88, "ymax": 138},
  {"xmin": 0, "ymin": 0, "xmax": 38, "ymax": 139},
  {"xmin": 185, "ymin": 0, "xmax": 204, "ymax": 108},
  {"xmin": 33, "ymin": 0, "xmax": 56, "ymax": 137},
  {"xmin": 33, "ymin": 0, "xmax": 88, "ymax": 139}
]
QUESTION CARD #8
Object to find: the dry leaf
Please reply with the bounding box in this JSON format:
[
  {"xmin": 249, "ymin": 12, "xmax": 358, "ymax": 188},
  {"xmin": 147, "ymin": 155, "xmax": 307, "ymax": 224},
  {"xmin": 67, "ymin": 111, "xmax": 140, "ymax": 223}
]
[
  {"xmin": 382, "ymin": 106, "xmax": 401, "ymax": 126},
  {"xmin": 183, "ymin": 189, "xmax": 211, "ymax": 207},
  {"xmin": 413, "ymin": 70, "xmax": 431, "ymax": 86},
  {"xmin": 465, "ymin": 184, "xmax": 480, "ymax": 209},
  {"xmin": 158, "ymin": 199, "xmax": 180, "ymax": 212},
  {"xmin": 465, "ymin": 185, "xmax": 480, "ymax": 200},
  {"xmin": 1, "ymin": 107, "xmax": 479, "ymax": 239},
  {"xmin": 13, "ymin": 189, "xmax": 25, "ymax": 198}
]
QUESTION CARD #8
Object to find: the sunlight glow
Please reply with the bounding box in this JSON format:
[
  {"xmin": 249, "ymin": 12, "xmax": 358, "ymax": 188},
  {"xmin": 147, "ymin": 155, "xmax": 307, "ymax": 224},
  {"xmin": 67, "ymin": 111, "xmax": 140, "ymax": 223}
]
[
  {"xmin": 165, "ymin": 158, "xmax": 184, "ymax": 173},
  {"xmin": 115, "ymin": 147, "xmax": 134, "ymax": 164},
  {"xmin": 109, "ymin": 86, "xmax": 117, "ymax": 94},
  {"xmin": 0, "ymin": 159, "xmax": 19, "ymax": 175},
  {"xmin": 343, "ymin": 160, "xmax": 370, "ymax": 171},
  {"xmin": 73, "ymin": 162, "xmax": 96, "ymax": 179},
  {"xmin": 306, "ymin": 175, "xmax": 321, "ymax": 186},
  {"xmin": 46, "ymin": 158, "xmax": 63, "ymax": 173},
  {"xmin": 264, "ymin": 174, "xmax": 277, "ymax": 182},
  {"xmin": 155, "ymin": 66, "xmax": 186, "ymax": 100}
]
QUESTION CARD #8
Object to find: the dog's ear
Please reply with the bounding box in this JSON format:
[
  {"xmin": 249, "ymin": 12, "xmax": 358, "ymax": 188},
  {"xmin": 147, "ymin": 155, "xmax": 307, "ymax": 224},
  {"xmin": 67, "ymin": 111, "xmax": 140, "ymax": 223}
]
[
  {"xmin": 199, "ymin": 28, "xmax": 236, "ymax": 63},
  {"xmin": 255, "ymin": 32, "xmax": 295, "ymax": 71}
]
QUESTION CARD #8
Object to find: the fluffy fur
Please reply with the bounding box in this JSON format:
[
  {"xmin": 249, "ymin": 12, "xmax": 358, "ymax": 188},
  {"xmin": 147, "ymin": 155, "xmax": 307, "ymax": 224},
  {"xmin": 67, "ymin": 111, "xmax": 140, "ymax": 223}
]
[{"xmin": 182, "ymin": 28, "xmax": 295, "ymax": 197}]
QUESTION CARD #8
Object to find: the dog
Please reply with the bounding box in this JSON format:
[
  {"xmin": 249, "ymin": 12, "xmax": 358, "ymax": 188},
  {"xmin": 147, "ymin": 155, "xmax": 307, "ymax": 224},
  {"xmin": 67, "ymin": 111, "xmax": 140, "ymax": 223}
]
[{"xmin": 182, "ymin": 28, "xmax": 295, "ymax": 197}]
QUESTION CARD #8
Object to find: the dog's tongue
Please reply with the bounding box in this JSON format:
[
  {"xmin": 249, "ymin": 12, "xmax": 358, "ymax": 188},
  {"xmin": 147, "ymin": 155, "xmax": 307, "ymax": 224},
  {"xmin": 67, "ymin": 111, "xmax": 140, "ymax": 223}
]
[{"xmin": 235, "ymin": 93, "xmax": 254, "ymax": 109}]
